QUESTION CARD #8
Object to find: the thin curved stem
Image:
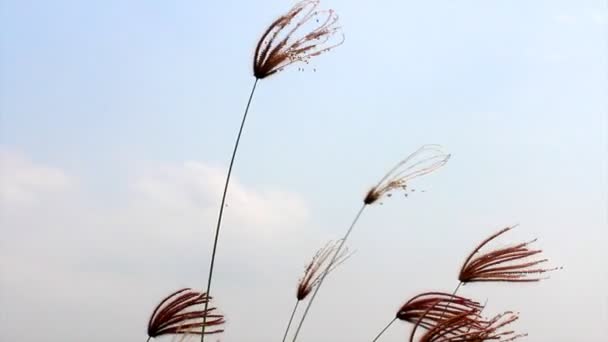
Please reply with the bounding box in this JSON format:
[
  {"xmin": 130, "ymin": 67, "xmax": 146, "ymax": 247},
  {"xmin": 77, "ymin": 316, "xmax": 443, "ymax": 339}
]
[
  {"xmin": 437, "ymin": 281, "xmax": 463, "ymax": 322},
  {"xmin": 146, "ymin": 337, "xmax": 151, "ymax": 342},
  {"xmin": 290, "ymin": 204, "xmax": 367, "ymax": 342},
  {"xmin": 200, "ymin": 78, "xmax": 260, "ymax": 341},
  {"xmin": 371, "ymin": 317, "xmax": 397, "ymax": 342},
  {"xmin": 281, "ymin": 300, "xmax": 301, "ymax": 342}
]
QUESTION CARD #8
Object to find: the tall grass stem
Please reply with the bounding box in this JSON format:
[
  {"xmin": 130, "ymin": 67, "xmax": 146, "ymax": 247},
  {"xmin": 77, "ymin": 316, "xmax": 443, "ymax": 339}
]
[
  {"xmin": 281, "ymin": 301, "xmax": 300, "ymax": 342},
  {"xmin": 200, "ymin": 78, "xmax": 260, "ymax": 341}
]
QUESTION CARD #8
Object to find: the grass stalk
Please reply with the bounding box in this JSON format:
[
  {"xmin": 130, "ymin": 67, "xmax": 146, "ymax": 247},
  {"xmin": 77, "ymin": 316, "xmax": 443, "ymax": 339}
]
[
  {"xmin": 371, "ymin": 317, "xmax": 398, "ymax": 342},
  {"xmin": 290, "ymin": 204, "xmax": 367, "ymax": 342},
  {"xmin": 281, "ymin": 300, "xmax": 300, "ymax": 342},
  {"xmin": 436, "ymin": 281, "xmax": 463, "ymax": 323},
  {"xmin": 200, "ymin": 78, "xmax": 260, "ymax": 341}
]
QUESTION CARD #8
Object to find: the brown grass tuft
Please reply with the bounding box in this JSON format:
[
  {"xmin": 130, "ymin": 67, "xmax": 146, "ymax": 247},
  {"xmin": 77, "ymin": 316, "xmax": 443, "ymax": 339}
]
[
  {"xmin": 397, "ymin": 292, "xmax": 483, "ymax": 331},
  {"xmin": 412, "ymin": 304, "xmax": 527, "ymax": 342},
  {"xmin": 364, "ymin": 145, "xmax": 450, "ymax": 205},
  {"xmin": 459, "ymin": 226, "xmax": 560, "ymax": 283},
  {"xmin": 297, "ymin": 240, "xmax": 351, "ymax": 300},
  {"xmin": 253, "ymin": 0, "xmax": 343, "ymax": 79},
  {"xmin": 147, "ymin": 288, "xmax": 225, "ymax": 339}
]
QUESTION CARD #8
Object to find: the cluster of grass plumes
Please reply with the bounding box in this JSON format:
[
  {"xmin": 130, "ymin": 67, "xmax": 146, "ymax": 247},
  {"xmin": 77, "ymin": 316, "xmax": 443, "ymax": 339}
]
[
  {"xmin": 410, "ymin": 306, "xmax": 527, "ymax": 342},
  {"xmin": 145, "ymin": 1, "xmax": 345, "ymax": 341},
  {"xmin": 143, "ymin": 1, "xmax": 561, "ymax": 341},
  {"xmin": 371, "ymin": 226, "xmax": 559, "ymax": 342},
  {"xmin": 197, "ymin": 1, "xmax": 344, "ymax": 340},
  {"xmin": 288, "ymin": 144, "xmax": 451, "ymax": 342}
]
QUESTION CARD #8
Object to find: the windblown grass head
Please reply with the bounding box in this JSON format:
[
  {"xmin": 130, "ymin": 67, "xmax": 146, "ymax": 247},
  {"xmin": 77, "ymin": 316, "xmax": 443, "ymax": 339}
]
[
  {"xmin": 459, "ymin": 226, "xmax": 560, "ymax": 283},
  {"xmin": 411, "ymin": 304, "xmax": 526, "ymax": 342},
  {"xmin": 412, "ymin": 311, "xmax": 480, "ymax": 342},
  {"xmin": 364, "ymin": 144, "xmax": 451, "ymax": 205},
  {"xmin": 147, "ymin": 288, "xmax": 225, "ymax": 339},
  {"xmin": 414, "ymin": 310, "xmax": 526, "ymax": 342},
  {"xmin": 297, "ymin": 240, "xmax": 351, "ymax": 300},
  {"xmin": 475, "ymin": 311, "xmax": 528, "ymax": 342},
  {"xmin": 253, "ymin": 0, "xmax": 343, "ymax": 79},
  {"xmin": 396, "ymin": 292, "xmax": 483, "ymax": 331}
]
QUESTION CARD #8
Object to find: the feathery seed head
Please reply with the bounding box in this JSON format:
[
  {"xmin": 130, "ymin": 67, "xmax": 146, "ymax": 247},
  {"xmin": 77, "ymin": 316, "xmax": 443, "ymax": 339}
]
[
  {"xmin": 253, "ymin": 0, "xmax": 343, "ymax": 79},
  {"xmin": 297, "ymin": 240, "xmax": 351, "ymax": 300},
  {"xmin": 475, "ymin": 311, "xmax": 528, "ymax": 342},
  {"xmin": 364, "ymin": 145, "xmax": 450, "ymax": 205},
  {"xmin": 459, "ymin": 225, "xmax": 561, "ymax": 283},
  {"xmin": 147, "ymin": 288, "xmax": 224, "ymax": 339},
  {"xmin": 397, "ymin": 292, "xmax": 483, "ymax": 331},
  {"xmin": 412, "ymin": 305, "xmax": 526, "ymax": 342}
]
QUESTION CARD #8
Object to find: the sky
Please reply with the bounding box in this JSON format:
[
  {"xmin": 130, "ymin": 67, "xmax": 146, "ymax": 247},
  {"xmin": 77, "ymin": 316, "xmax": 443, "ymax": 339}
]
[{"xmin": 0, "ymin": 0, "xmax": 607, "ymax": 341}]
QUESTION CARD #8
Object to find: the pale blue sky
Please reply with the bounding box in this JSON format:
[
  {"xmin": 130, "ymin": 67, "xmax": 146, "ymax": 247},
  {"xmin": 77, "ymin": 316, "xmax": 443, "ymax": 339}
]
[{"xmin": 1, "ymin": 1, "xmax": 607, "ymax": 341}]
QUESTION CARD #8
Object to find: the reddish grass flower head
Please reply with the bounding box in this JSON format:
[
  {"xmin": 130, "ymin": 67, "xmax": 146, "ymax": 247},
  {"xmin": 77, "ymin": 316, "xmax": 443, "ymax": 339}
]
[
  {"xmin": 396, "ymin": 292, "xmax": 483, "ymax": 331},
  {"xmin": 364, "ymin": 145, "xmax": 451, "ymax": 205},
  {"xmin": 412, "ymin": 307, "xmax": 526, "ymax": 342},
  {"xmin": 459, "ymin": 226, "xmax": 560, "ymax": 283},
  {"xmin": 147, "ymin": 288, "xmax": 225, "ymax": 339},
  {"xmin": 475, "ymin": 311, "xmax": 528, "ymax": 342},
  {"xmin": 253, "ymin": 0, "xmax": 343, "ymax": 79},
  {"xmin": 412, "ymin": 311, "xmax": 480, "ymax": 342},
  {"xmin": 297, "ymin": 240, "xmax": 351, "ymax": 300}
]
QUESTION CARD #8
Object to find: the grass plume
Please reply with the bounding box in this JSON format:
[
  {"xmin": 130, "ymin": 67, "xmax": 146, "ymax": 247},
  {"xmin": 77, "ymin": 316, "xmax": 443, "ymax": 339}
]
[
  {"xmin": 291, "ymin": 145, "xmax": 450, "ymax": 342},
  {"xmin": 253, "ymin": 0, "xmax": 343, "ymax": 79},
  {"xmin": 372, "ymin": 292, "xmax": 482, "ymax": 342},
  {"xmin": 364, "ymin": 145, "xmax": 451, "ymax": 205},
  {"xmin": 297, "ymin": 240, "xmax": 351, "ymax": 300},
  {"xmin": 410, "ymin": 302, "xmax": 526, "ymax": 342},
  {"xmin": 147, "ymin": 288, "xmax": 224, "ymax": 341},
  {"xmin": 282, "ymin": 240, "xmax": 351, "ymax": 342},
  {"xmin": 459, "ymin": 225, "xmax": 560, "ymax": 283},
  {"xmin": 200, "ymin": 2, "xmax": 343, "ymax": 340}
]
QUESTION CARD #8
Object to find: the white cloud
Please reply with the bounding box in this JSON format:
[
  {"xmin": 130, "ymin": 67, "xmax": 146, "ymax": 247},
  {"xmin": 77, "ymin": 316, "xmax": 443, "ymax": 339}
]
[
  {"xmin": 4, "ymin": 148, "xmax": 602, "ymax": 342},
  {"xmin": 0, "ymin": 148, "xmax": 315, "ymax": 342},
  {"xmin": 0, "ymin": 147, "xmax": 72, "ymax": 206},
  {"xmin": 132, "ymin": 160, "xmax": 308, "ymax": 229}
]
